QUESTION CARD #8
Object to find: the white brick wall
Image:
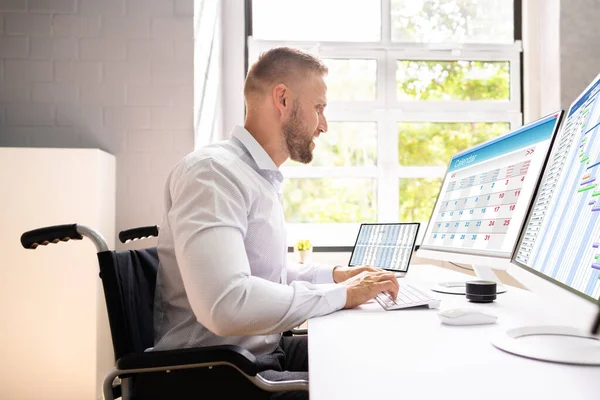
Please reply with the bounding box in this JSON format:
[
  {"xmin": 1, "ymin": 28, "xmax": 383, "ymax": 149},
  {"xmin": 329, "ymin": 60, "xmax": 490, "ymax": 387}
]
[
  {"xmin": 5, "ymin": 13, "xmax": 51, "ymax": 35},
  {"xmin": 0, "ymin": 0, "xmax": 27, "ymax": 12},
  {"xmin": 28, "ymin": 0, "xmax": 76, "ymax": 13},
  {"xmin": 176, "ymin": 0, "xmax": 194, "ymax": 16},
  {"xmin": 6, "ymin": 102, "xmax": 55, "ymax": 125},
  {"xmin": 104, "ymin": 60, "xmax": 151, "ymax": 83},
  {"xmin": 0, "ymin": 36, "xmax": 29, "ymax": 58},
  {"xmin": 128, "ymin": 0, "xmax": 174, "ymax": 16},
  {"xmin": 5, "ymin": 59, "xmax": 53, "ymax": 80},
  {"xmin": 102, "ymin": 16, "xmax": 151, "ymax": 37},
  {"xmin": 55, "ymin": 60, "xmax": 102, "ymax": 82},
  {"xmin": 79, "ymin": 37, "xmax": 127, "ymax": 60},
  {"xmin": 128, "ymin": 38, "xmax": 174, "ymax": 60},
  {"xmin": 32, "ymin": 82, "xmax": 79, "ymax": 103},
  {"xmin": 152, "ymin": 17, "xmax": 192, "ymax": 38},
  {"xmin": 0, "ymin": 80, "xmax": 30, "ymax": 101},
  {"xmin": 80, "ymin": 0, "xmax": 125, "ymax": 16},
  {"xmin": 104, "ymin": 106, "xmax": 151, "ymax": 129},
  {"xmin": 52, "ymin": 14, "xmax": 102, "ymax": 36},
  {"xmin": 0, "ymin": 0, "xmax": 195, "ymax": 274}
]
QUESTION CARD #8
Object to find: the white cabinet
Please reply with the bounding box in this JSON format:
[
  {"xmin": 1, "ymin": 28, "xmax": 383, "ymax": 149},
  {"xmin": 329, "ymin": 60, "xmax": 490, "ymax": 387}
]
[{"xmin": 0, "ymin": 148, "xmax": 115, "ymax": 400}]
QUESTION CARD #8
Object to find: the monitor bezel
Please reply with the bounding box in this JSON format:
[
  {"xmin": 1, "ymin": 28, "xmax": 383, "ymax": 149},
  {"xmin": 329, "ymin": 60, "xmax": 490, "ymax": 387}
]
[
  {"xmin": 419, "ymin": 110, "xmax": 565, "ymax": 261},
  {"xmin": 348, "ymin": 222, "xmax": 420, "ymax": 273},
  {"xmin": 510, "ymin": 76, "xmax": 600, "ymax": 304}
]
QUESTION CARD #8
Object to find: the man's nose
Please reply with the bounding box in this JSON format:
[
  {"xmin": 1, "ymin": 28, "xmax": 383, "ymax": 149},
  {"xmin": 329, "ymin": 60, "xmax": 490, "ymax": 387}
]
[{"xmin": 319, "ymin": 115, "xmax": 328, "ymax": 133}]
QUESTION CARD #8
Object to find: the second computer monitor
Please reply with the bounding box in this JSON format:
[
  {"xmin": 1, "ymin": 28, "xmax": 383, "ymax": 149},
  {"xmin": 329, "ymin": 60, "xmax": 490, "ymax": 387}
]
[
  {"xmin": 490, "ymin": 74, "xmax": 600, "ymax": 366},
  {"xmin": 418, "ymin": 111, "xmax": 564, "ymax": 292},
  {"xmin": 513, "ymin": 74, "xmax": 600, "ymax": 304}
]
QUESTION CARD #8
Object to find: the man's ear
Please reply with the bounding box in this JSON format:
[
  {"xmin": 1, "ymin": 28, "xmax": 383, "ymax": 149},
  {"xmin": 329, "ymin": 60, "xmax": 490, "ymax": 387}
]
[{"xmin": 273, "ymin": 83, "xmax": 289, "ymax": 118}]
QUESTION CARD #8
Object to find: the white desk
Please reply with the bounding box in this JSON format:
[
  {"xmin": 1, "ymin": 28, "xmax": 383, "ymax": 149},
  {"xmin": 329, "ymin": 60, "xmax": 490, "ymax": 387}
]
[{"xmin": 308, "ymin": 264, "xmax": 600, "ymax": 400}]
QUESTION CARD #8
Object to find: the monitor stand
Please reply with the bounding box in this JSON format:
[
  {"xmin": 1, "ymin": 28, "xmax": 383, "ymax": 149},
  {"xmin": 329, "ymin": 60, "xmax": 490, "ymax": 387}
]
[
  {"xmin": 491, "ymin": 326, "xmax": 600, "ymax": 366},
  {"xmin": 431, "ymin": 264, "xmax": 507, "ymax": 295}
]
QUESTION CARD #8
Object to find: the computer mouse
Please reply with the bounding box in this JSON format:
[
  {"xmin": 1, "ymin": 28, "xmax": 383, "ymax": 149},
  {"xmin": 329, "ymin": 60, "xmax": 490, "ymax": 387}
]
[{"xmin": 437, "ymin": 307, "xmax": 498, "ymax": 326}]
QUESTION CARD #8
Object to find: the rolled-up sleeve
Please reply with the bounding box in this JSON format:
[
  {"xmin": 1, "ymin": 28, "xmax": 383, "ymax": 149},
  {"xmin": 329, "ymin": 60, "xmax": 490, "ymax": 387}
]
[{"xmin": 286, "ymin": 262, "xmax": 338, "ymax": 284}]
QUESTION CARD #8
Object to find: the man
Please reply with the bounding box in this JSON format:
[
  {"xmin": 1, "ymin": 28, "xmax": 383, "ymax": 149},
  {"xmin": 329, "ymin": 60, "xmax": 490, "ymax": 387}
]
[{"xmin": 148, "ymin": 47, "xmax": 399, "ymax": 399}]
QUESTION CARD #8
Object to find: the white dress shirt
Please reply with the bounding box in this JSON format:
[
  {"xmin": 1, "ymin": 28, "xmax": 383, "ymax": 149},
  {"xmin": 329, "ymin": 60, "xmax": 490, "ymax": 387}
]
[{"xmin": 152, "ymin": 125, "xmax": 347, "ymax": 356}]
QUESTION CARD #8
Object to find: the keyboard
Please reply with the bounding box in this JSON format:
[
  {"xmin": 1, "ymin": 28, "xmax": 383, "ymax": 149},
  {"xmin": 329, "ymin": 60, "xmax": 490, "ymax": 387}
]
[{"xmin": 375, "ymin": 283, "xmax": 440, "ymax": 310}]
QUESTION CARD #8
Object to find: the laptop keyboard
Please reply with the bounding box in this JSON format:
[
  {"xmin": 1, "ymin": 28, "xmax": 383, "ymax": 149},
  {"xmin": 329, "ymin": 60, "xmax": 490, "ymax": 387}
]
[{"xmin": 375, "ymin": 282, "xmax": 440, "ymax": 310}]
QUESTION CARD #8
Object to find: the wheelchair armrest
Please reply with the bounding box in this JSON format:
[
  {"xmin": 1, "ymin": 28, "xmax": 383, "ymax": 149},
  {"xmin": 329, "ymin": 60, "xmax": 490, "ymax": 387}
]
[
  {"xmin": 118, "ymin": 225, "xmax": 159, "ymax": 243},
  {"xmin": 21, "ymin": 224, "xmax": 82, "ymax": 249},
  {"xmin": 116, "ymin": 345, "xmax": 259, "ymax": 376}
]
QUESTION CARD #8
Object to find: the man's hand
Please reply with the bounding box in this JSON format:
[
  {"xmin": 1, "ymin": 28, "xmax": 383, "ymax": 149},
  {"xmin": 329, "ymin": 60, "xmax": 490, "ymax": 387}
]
[
  {"xmin": 339, "ymin": 270, "xmax": 399, "ymax": 309},
  {"xmin": 332, "ymin": 265, "xmax": 379, "ymax": 283}
]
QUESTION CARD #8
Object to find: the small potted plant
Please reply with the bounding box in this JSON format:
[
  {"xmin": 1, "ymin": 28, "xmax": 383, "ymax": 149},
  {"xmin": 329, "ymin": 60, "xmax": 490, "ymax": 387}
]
[{"xmin": 295, "ymin": 239, "xmax": 312, "ymax": 264}]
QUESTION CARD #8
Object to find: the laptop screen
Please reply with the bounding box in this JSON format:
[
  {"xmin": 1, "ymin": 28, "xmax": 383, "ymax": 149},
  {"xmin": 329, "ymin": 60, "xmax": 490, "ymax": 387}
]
[{"xmin": 348, "ymin": 223, "xmax": 420, "ymax": 272}]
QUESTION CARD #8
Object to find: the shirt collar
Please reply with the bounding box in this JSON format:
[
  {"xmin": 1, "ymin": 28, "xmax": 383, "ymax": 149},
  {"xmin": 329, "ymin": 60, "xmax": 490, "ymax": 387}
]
[{"xmin": 232, "ymin": 125, "xmax": 279, "ymax": 172}]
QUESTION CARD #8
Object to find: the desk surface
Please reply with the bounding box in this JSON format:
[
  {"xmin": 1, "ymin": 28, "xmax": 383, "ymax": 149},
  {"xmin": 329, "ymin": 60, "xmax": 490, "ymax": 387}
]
[{"xmin": 308, "ymin": 264, "xmax": 600, "ymax": 400}]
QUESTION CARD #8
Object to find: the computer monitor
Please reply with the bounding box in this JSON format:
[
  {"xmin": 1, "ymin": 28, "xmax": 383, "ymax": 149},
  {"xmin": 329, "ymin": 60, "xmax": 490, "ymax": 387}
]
[
  {"xmin": 417, "ymin": 111, "xmax": 564, "ymax": 294},
  {"xmin": 492, "ymin": 74, "xmax": 600, "ymax": 365}
]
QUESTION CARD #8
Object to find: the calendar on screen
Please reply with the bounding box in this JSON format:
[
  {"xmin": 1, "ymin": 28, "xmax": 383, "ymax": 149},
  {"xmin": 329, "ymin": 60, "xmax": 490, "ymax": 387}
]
[{"xmin": 422, "ymin": 113, "xmax": 563, "ymax": 258}]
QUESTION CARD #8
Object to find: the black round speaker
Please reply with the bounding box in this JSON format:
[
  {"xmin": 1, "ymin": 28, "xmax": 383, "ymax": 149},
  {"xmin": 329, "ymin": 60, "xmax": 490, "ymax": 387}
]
[{"xmin": 465, "ymin": 280, "xmax": 497, "ymax": 303}]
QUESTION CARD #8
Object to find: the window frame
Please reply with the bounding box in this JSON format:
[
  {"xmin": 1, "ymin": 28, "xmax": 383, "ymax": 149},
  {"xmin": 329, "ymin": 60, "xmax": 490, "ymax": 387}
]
[{"xmin": 246, "ymin": 0, "xmax": 523, "ymax": 248}]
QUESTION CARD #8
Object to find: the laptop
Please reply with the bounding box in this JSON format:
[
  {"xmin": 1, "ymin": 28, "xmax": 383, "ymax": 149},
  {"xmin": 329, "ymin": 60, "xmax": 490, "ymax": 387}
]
[
  {"xmin": 348, "ymin": 223, "xmax": 420, "ymax": 278},
  {"xmin": 348, "ymin": 223, "xmax": 440, "ymax": 310}
]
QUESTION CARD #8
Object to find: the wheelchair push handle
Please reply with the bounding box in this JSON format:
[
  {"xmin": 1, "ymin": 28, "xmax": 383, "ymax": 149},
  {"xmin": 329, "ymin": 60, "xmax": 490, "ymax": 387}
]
[
  {"xmin": 119, "ymin": 225, "xmax": 159, "ymax": 244},
  {"xmin": 20, "ymin": 224, "xmax": 82, "ymax": 249},
  {"xmin": 21, "ymin": 224, "xmax": 109, "ymax": 252}
]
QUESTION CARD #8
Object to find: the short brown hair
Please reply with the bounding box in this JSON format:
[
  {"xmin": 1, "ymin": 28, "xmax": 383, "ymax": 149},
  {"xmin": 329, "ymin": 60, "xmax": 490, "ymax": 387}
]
[{"xmin": 244, "ymin": 47, "xmax": 328, "ymax": 99}]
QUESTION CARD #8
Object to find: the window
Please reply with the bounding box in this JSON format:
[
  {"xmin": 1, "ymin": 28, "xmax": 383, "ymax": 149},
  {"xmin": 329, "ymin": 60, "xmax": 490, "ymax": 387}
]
[{"xmin": 248, "ymin": 0, "xmax": 522, "ymax": 246}]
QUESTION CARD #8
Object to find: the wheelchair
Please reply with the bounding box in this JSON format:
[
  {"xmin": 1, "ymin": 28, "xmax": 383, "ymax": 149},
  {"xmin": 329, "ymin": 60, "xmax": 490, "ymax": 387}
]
[{"xmin": 20, "ymin": 224, "xmax": 308, "ymax": 400}]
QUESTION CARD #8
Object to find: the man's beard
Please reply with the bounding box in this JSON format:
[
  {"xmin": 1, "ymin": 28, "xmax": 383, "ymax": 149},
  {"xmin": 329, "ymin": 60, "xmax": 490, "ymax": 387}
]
[{"xmin": 282, "ymin": 103, "xmax": 315, "ymax": 164}]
